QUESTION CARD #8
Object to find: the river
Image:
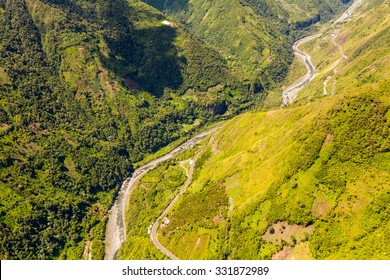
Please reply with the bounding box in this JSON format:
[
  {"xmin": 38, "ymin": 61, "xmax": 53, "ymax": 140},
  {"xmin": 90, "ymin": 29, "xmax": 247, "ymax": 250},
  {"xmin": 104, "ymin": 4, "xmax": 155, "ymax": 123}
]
[{"xmin": 104, "ymin": 126, "xmax": 221, "ymax": 259}]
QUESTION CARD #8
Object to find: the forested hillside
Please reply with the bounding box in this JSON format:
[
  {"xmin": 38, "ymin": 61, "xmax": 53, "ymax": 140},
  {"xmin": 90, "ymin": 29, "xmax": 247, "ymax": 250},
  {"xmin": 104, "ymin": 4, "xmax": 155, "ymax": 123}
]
[
  {"xmin": 279, "ymin": 0, "xmax": 351, "ymax": 24},
  {"xmin": 0, "ymin": 0, "xmax": 268, "ymax": 259},
  {"xmin": 142, "ymin": 0, "xmax": 350, "ymax": 86},
  {"xmin": 121, "ymin": 0, "xmax": 390, "ymax": 260},
  {"xmin": 0, "ymin": 0, "xmax": 357, "ymax": 260}
]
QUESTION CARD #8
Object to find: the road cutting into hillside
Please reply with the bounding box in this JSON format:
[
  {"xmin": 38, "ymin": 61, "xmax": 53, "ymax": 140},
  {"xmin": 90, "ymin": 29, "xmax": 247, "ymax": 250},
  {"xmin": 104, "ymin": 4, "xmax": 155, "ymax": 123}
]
[
  {"xmin": 104, "ymin": 1, "xmax": 367, "ymax": 261},
  {"xmin": 104, "ymin": 126, "xmax": 221, "ymax": 260},
  {"xmin": 283, "ymin": 0, "xmax": 364, "ymax": 104},
  {"xmin": 323, "ymin": 0, "xmax": 365, "ymax": 95},
  {"xmin": 150, "ymin": 154, "xmax": 201, "ymax": 259},
  {"xmin": 149, "ymin": 132, "xmax": 219, "ymax": 259}
]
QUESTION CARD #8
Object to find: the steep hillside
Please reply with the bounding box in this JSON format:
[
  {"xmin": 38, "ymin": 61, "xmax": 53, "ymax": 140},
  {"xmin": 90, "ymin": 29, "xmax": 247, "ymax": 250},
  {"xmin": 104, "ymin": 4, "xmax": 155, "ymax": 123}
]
[
  {"xmin": 294, "ymin": 0, "xmax": 389, "ymax": 104},
  {"xmin": 0, "ymin": 0, "xmax": 255, "ymax": 259},
  {"xmin": 0, "ymin": 0, "xmax": 379, "ymax": 261},
  {"xmin": 279, "ymin": 0, "xmax": 352, "ymax": 24},
  {"xmin": 142, "ymin": 0, "xmax": 350, "ymax": 86},
  {"xmin": 122, "ymin": 0, "xmax": 390, "ymax": 260}
]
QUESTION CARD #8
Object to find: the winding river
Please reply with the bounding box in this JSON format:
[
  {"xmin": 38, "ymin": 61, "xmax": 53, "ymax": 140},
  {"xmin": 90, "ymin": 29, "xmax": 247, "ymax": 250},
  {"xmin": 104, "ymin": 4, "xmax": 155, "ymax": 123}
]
[
  {"xmin": 282, "ymin": 0, "xmax": 364, "ymax": 105},
  {"xmin": 282, "ymin": 33, "xmax": 321, "ymax": 106}
]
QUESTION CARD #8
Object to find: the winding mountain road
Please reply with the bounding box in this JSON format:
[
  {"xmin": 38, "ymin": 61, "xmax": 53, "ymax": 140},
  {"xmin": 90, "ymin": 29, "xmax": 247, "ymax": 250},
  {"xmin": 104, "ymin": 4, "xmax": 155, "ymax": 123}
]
[
  {"xmin": 149, "ymin": 132, "xmax": 219, "ymax": 259},
  {"xmin": 149, "ymin": 152, "xmax": 202, "ymax": 260},
  {"xmin": 283, "ymin": 0, "xmax": 364, "ymax": 104},
  {"xmin": 104, "ymin": 126, "xmax": 221, "ymax": 260},
  {"xmin": 323, "ymin": 0, "xmax": 364, "ymax": 95},
  {"xmin": 104, "ymin": 1, "xmax": 366, "ymax": 261}
]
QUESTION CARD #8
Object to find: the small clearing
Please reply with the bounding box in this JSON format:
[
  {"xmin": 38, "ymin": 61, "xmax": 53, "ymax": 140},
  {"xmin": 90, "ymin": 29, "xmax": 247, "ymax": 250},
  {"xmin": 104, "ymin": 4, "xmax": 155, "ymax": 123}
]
[
  {"xmin": 311, "ymin": 196, "xmax": 333, "ymax": 218},
  {"xmin": 262, "ymin": 221, "xmax": 313, "ymax": 245}
]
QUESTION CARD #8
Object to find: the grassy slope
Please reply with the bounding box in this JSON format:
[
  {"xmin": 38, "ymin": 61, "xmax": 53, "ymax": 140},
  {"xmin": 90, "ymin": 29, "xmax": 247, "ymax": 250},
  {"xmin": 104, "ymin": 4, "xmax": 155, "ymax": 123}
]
[
  {"xmin": 153, "ymin": 0, "xmax": 390, "ymax": 259},
  {"xmin": 117, "ymin": 161, "xmax": 186, "ymax": 260},
  {"xmin": 296, "ymin": 0, "xmax": 390, "ymax": 103}
]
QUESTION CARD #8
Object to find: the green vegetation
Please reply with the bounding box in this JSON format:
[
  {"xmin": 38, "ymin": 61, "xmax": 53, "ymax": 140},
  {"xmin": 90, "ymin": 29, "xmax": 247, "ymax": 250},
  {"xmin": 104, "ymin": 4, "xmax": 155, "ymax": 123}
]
[
  {"xmin": 0, "ymin": 0, "xmax": 264, "ymax": 259},
  {"xmin": 155, "ymin": 90, "xmax": 390, "ymax": 260},
  {"xmin": 279, "ymin": 0, "xmax": 351, "ymax": 24},
  {"xmin": 131, "ymin": 0, "xmax": 389, "ymax": 260},
  {"xmin": 1, "ymin": 0, "xmax": 386, "ymax": 261},
  {"xmin": 142, "ymin": 0, "xmax": 349, "ymax": 86},
  {"xmin": 117, "ymin": 161, "xmax": 186, "ymax": 259},
  {"xmin": 296, "ymin": 0, "xmax": 390, "ymax": 103},
  {"xmin": 143, "ymin": 0, "xmax": 292, "ymax": 86}
]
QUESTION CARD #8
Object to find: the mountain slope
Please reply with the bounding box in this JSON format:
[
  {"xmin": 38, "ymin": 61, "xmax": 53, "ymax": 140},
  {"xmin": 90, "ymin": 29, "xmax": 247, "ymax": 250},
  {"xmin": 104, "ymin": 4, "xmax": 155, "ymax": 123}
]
[
  {"xmin": 0, "ymin": 0, "xmax": 255, "ymax": 259},
  {"xmin": 279, "ymin": 0, "xmax": 352, "ymax": 24},
  {"xmin": 122, "ymin": 0, "xmax": 390, "ymax": 260},
  {"xmin": 295, "ymin": 0, "xmax": 389, "ymax": 103},
  {"xmin": 143, "ymin": 0, "xmax": 292, "ymax": 86},
  {"xmin": 142, "ymin": 0, "xmax": 350, "ymax": 87}
]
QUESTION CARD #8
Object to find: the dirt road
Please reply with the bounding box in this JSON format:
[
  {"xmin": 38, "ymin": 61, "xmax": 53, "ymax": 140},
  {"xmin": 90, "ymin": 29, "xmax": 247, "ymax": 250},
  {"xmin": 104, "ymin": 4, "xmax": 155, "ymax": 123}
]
[
  {"xmin": 104, "ymin": 126, "xmax": 221, "ymax": 260},
  {"xmin": 149, "ymin": 149, "xmax": 205, "ymax": 259}
]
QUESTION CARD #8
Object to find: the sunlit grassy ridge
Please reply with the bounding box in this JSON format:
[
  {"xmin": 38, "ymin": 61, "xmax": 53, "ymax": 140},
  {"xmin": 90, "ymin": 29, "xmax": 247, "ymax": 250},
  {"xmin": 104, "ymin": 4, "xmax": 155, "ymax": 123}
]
[
  {"xmin": 296, "ymin": 0, "xmax": 390, "ymax": 102},
  {"xmin": 151, "ymin": 0, "xmax": 390, "ymax": 259},
  {"xmin": 157, "ymin": 83, "xmax": 390, "ymax": 260},
  {"xmin": 0, "ymin": 0, "xmax": 259, "ymax": 259}
]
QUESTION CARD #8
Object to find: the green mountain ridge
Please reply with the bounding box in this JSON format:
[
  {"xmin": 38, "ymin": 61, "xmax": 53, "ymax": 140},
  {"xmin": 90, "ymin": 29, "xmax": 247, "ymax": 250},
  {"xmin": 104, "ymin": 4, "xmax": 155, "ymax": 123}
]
[
  {"xmin": 279, "ymin": 0, "xmax": 352, "ymax": 23},
  {"xmin": 1, "ymin": 0, "xmax": 387, "ymax": 261},
  {"xmin": 142, "ymin": 0, "xmax": 350, "ymax": 85},
  {"xmin": 0, "ymin": 0, "xmax": 264, "ymax": 259},
  {"xmin": 119, "ymin": 0, "xmax": 390, "ymax": 260}
]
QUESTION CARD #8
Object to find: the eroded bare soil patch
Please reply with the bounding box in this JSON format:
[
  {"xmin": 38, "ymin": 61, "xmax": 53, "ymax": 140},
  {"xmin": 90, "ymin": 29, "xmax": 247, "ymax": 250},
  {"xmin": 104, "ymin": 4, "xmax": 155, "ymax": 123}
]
[{"xmin": 262, "ymin": 221, "xmax": 313, "ymax": 245}]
